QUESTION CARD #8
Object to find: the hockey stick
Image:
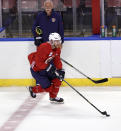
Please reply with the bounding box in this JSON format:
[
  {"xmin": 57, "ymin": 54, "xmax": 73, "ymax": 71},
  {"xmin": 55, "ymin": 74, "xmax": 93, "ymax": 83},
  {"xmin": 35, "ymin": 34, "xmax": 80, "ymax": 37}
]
[
  {"xmin": 61, "ymin": 58, "xmax": 108, "ymax": 84},
  {"xmin": 63, "ymin": 79, "xmax": 110, "ymax": 117}
]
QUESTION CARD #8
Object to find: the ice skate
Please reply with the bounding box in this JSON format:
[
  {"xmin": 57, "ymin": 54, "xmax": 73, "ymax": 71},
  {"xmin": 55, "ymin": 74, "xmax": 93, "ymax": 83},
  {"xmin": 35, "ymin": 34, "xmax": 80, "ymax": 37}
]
[
  {"xmin": 29, "ymin": 86, "xmax": 36, "ymax": 98},
  {"xmin": 49, "ymin": 97, "xmax": 64, "ymax": 104}
]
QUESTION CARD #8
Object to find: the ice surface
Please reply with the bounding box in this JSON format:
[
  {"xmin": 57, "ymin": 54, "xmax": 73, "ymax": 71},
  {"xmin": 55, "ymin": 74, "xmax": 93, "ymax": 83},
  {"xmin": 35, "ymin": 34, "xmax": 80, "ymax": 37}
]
[{"xmin": 0, "ymin": 86, "xmax": 121, "ymax": 131}]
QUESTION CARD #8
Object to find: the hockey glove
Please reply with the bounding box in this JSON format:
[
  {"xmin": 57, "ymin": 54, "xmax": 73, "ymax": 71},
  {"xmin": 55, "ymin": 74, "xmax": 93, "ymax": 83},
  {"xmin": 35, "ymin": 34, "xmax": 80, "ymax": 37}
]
[
  {"xmin": 34, "ymin": 26, "xmax": 43, "ymax": 46},
  {"xmin": 34, "ymin": 36, "xmax": 43, "ymax": 46},
  {"xmin": 56, "ymin": 69, "xmax": 65, "ymax": 81},
  {"xmin": 46, "ymin": 64, "xmax": 57, "ymax": 79}
]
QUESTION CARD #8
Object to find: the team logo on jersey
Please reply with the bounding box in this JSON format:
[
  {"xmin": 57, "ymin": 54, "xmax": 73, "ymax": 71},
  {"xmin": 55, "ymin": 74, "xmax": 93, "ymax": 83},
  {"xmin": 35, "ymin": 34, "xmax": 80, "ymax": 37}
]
[
  {"xmin": 35, "ymin": 26, "xmax": 43, "ymax": 35},
  {"xmin": 52, "ymin": 18, "xmax": 56, "ymax": 22}
]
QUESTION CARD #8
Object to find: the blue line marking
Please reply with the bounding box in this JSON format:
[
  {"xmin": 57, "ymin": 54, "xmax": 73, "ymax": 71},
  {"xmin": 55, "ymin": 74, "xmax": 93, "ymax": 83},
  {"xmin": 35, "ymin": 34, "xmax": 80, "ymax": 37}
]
[{"xmin": 0, "ymin": 35, "xmax": 121, "ymax": 41}]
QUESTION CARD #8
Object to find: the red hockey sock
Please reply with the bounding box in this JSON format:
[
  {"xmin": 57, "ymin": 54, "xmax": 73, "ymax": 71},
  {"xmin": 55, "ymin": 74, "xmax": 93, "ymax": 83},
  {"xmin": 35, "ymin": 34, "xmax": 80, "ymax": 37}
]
[
  {"xmin": 49, "ymin": 78, "xmax": 61, "ymax": 98},
  {"xmin": 32, "ymin": 85, "xmax": 45, "ymax": 93}
]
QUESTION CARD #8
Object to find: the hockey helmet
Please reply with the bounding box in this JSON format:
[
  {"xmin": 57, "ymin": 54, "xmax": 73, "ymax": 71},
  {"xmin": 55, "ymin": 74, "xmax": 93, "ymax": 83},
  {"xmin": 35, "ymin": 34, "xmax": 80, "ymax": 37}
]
[{"xmin": 49, "ymin": 32, "xmax": 61, "ymax": 43}]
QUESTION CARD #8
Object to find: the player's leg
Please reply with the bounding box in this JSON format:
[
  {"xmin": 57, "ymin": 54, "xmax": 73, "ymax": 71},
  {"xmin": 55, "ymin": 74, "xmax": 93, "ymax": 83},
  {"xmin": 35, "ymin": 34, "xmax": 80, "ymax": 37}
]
[
  {"xmin": 29, "ymin": 68, "xmax": 51, "ymax": 98},
  {"xmin": 49, "ymin": 78, "xmax": 64, "ymax": 103}
]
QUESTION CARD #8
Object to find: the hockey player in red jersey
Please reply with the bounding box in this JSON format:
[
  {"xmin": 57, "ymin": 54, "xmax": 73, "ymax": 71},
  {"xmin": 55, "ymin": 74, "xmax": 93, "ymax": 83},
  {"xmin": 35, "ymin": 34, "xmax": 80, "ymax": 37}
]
[{"xmin": 28, "ymin": 33, "xmax": 65, "ymax": 103}]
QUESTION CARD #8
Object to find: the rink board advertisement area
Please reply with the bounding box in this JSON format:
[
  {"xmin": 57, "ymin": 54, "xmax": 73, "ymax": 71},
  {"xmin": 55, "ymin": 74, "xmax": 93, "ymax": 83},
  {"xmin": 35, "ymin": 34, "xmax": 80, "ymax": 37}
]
[{"xmin": 0, "ymin": 37, "xmax": 121, "ymax": 86}]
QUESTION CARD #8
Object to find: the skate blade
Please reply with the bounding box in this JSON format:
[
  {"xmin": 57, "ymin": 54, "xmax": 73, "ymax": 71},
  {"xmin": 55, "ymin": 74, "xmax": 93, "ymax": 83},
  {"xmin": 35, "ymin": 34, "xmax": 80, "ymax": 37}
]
[{"xmin": 50, "ymin": 101, "xmax": 64, "ymax": 104}]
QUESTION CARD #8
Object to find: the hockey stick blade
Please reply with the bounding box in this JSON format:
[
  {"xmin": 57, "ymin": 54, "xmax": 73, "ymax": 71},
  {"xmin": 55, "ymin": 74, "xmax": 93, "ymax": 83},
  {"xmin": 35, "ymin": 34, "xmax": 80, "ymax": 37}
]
[
  {"xmin": 61, "ymin": 58, "xmax": 108, "ymax": 84},
  {"xmin": 101, "ymin": 111, "xmax": 110, "ymax": 117},
  {"xmin": 91, "ymin": 78, "xmax": 108, "ymax": 84}
]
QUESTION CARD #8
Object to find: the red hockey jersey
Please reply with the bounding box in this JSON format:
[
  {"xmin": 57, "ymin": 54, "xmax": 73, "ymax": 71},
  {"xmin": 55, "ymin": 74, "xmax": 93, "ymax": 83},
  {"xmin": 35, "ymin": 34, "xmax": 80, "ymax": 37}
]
[{"xmin": 28, "ymin": 42, "xmax": 62, "ymax": 71}]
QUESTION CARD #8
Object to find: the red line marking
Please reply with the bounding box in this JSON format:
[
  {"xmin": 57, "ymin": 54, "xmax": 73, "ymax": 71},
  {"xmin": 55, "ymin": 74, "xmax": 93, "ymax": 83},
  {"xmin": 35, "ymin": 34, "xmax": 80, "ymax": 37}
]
[{"xmin": 0, "ymin": 94, "xmax": 45, "ymax": 131}]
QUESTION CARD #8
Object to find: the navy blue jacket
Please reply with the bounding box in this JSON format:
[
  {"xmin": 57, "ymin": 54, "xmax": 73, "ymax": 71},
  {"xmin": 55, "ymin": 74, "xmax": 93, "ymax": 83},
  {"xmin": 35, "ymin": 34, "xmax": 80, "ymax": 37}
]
[{"xmin": 32, "ymin": 10, "xmax": 64, "ymax": 43}]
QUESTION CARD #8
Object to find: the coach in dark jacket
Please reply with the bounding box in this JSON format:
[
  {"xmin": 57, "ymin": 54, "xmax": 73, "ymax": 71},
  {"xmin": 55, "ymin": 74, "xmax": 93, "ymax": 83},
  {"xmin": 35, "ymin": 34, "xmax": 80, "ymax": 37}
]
[{"xmin": 32, "ymin": 0, "xmax": 64, "ymax": 46}]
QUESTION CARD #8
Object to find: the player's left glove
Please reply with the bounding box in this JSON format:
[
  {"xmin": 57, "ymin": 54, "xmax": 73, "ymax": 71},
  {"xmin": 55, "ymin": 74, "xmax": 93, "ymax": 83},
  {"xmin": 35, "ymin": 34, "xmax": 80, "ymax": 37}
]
[{"xmin": 56, "ymin": 69, "xmax": 65, "ymax": 81}]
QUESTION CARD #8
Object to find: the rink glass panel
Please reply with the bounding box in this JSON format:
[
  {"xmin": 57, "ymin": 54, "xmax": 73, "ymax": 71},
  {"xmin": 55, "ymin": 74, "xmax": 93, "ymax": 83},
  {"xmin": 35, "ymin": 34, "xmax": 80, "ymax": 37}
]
[
  {"xmin": 0, "ymin": 0, "xmax": 92, "ymax": 38},
  {"xmin": 104, "ymin": 0, "xmax": 121, "ymax": 37}
]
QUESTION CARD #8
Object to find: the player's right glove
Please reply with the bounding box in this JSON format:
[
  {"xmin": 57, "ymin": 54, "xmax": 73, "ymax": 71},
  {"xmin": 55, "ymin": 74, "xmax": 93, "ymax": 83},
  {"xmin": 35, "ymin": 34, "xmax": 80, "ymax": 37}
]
[
  {"xmin": 46, "ymin": 64, "xmax": 65, "ymax": 81},
  {"xmin": 34, "ymin": 26, "xmax": 43, "ymax": 46}
]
